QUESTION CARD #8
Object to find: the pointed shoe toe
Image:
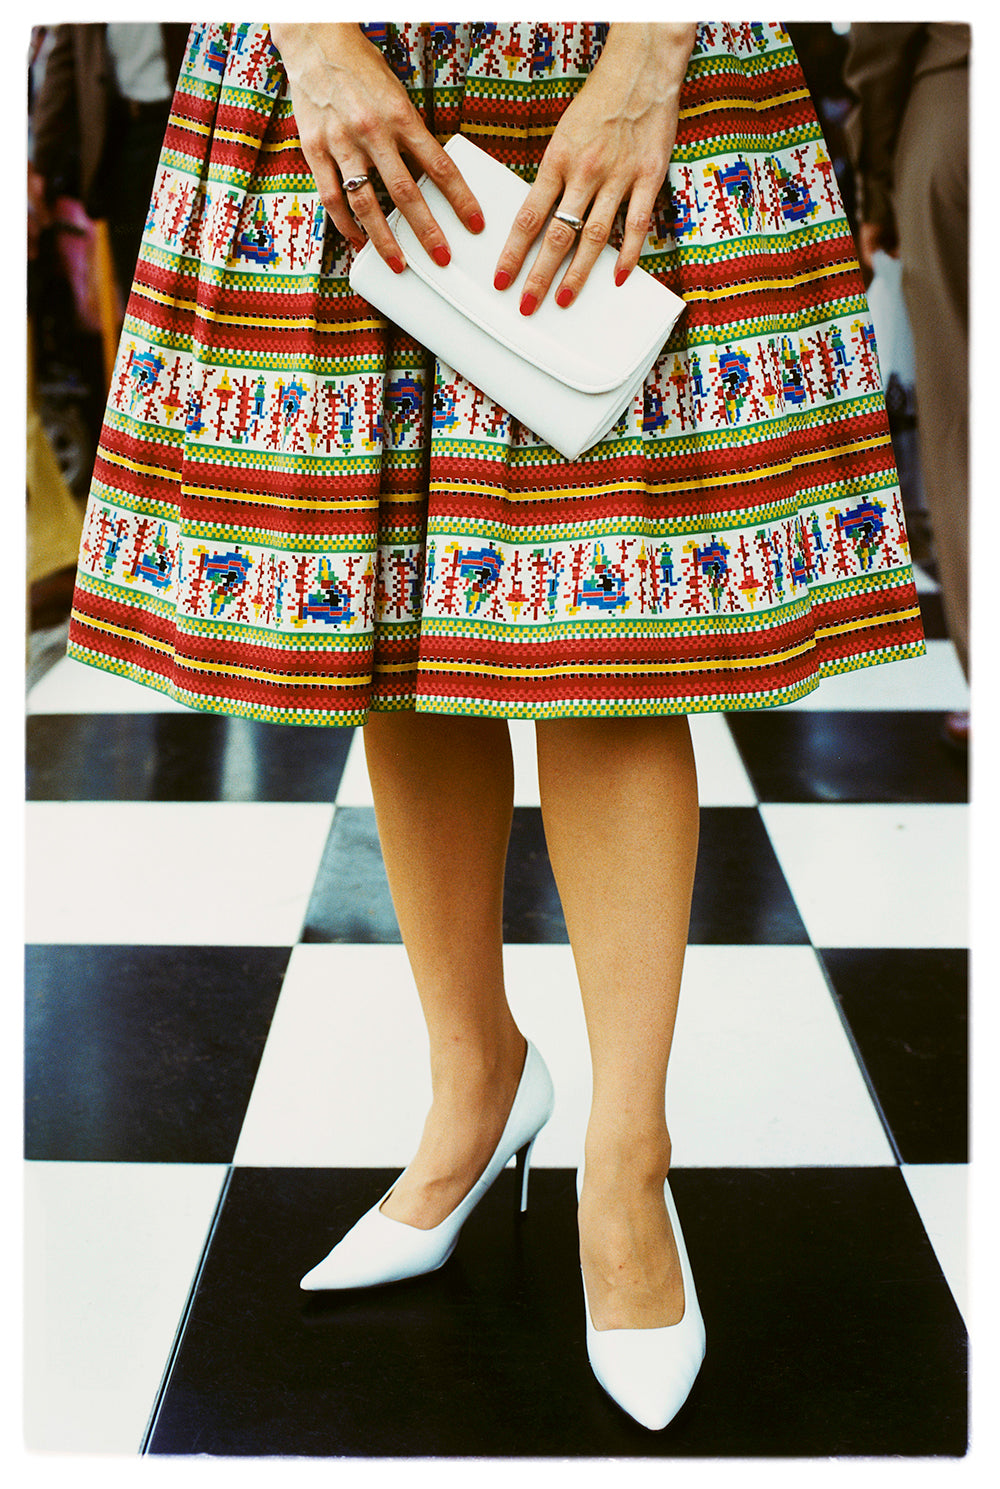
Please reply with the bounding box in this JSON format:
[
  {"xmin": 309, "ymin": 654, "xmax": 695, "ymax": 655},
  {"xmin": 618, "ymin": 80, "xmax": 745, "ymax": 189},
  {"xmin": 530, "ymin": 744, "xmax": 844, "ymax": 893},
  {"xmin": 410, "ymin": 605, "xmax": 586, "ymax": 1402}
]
[
  {"xmin": 300, "ymin": 1040, "xmax": 554, "ymax": 1291},
  {"xmin": 299, "ymin": 1198, "xmax": 458, "ymax": 1290},
  {"xmin": 582, "ymin": 1177, "xmax": 705, "ymax": 1430}
]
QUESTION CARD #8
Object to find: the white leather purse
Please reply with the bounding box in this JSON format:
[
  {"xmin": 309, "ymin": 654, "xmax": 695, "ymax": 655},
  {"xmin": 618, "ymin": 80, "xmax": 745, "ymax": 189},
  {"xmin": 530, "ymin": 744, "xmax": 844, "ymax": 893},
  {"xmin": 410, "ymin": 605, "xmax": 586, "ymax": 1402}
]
[{"xmin": 349, "ymin": 134, "xmax": 685, "ymax": 460}]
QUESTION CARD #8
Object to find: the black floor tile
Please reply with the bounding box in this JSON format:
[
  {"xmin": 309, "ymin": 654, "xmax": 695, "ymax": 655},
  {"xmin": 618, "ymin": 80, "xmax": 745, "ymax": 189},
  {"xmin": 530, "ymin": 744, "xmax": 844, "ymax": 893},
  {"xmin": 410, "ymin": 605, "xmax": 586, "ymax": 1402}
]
[
  {"xmin": 301, "ymin": 808, "xmax": 807, "ymax": 946},
  {"xmin": 25, "ymin": 714, "xmax": 354, "ymax": 802},
  {"xmin": 691, "ymin": 808, "xmax": 809, "ymax": 944},
  {"xmin": 726, "ymin": 712, "xmax": 968, "ymax": 804},
  {"xmin": 917, "ymin": 588, "xmax": 947, "ymax": 640},
  {"xmin": 301, "ymin": 807, "xmax": 401, "ymax": 943},
  {"xmin": 24, "ymin": 945, "xmax": 290, "ymax": 1162},
  {"xmin": 147, "ymin": 1166, "xmax": 967, "ymax": 1458},
  {"xmin": 819, "ymin": 949, "xmax": 968, "ymax": 1164}
]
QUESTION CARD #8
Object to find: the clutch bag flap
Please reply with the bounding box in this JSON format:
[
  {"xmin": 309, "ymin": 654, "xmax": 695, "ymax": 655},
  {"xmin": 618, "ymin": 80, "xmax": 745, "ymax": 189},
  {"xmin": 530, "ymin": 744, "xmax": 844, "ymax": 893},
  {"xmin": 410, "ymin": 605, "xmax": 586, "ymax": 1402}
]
[{"xmin": 348, "ymin": 134, "xmax": 685, "ymax": 456}]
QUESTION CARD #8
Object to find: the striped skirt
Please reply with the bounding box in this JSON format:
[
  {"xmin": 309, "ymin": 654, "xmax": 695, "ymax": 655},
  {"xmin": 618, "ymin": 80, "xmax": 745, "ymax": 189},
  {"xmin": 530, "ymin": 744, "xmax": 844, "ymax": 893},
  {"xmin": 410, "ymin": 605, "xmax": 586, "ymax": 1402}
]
[{"xmin": 66, "ymin": 21, "xmax": 926, "ymax": 725}]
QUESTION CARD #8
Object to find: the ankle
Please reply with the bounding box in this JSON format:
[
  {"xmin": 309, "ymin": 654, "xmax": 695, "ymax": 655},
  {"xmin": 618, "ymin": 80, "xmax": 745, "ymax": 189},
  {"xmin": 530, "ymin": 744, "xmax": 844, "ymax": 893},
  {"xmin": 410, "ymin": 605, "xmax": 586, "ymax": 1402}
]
[
  {"xmin": 429, "ymin": 1026, "xmax": 526, "ymax": 1100},
  {"xmin": 583, "ymin": 1124, "xmax": 672, "ymax": 1189}
]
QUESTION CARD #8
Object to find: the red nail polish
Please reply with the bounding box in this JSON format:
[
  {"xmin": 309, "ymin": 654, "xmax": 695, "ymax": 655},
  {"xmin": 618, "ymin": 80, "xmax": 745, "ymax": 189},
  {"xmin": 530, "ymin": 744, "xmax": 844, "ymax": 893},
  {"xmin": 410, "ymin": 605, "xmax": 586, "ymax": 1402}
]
[
  {"xmin": 615, "ymin": 267, "xmax": 630, "ymax": 287},
  {"xmin": 519, "ymin": 292, "xmax": 538, "ymax": 316},
  {"xmin": 431, "ymin": 244, "xmax": 451, "ymax": 267},
  {"xmin": 494, "ymin": 268, "xmax": 512, "ymax": 291},
  {"xmin": 555, "ymin": 286, "xmax": 574, "ymax": 308},
  {"xmin": 468, "ymin": 211, "xmax": 485, "ymax": 233},
  {"xmin": 388, "ymin": 255, "xmax": 405, "ymax": 275}
]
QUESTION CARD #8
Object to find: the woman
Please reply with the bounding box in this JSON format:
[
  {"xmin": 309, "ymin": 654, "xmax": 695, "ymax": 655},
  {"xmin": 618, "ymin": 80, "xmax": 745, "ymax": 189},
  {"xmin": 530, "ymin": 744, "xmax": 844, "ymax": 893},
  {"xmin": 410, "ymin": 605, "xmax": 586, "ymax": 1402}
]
[{"xmin": 66, "ymin": 22, "xmax": 926, "ymax": 1431}]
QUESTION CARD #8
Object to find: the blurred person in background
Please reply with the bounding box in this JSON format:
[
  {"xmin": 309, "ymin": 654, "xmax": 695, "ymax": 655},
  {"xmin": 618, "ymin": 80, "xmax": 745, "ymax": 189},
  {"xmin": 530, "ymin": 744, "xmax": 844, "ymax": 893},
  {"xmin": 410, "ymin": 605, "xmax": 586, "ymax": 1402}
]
[
  {"xmin": 31, "ymin": 22, "xmax": 190, "ymax": 306},
  {"xmin": 844, "ymin": 23, "xmax": 970, "ymax": 750}
]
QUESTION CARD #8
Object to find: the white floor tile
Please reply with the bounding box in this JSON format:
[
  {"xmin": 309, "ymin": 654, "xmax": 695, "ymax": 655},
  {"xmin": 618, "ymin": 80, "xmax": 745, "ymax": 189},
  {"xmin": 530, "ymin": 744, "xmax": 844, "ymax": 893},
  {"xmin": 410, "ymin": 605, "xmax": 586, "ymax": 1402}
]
[
  {"xmin": 333, "ymin": 729, "xmax": 374, "ymax": 806},
  {"xmin": 233, "ymin": 942, "xmax": 591, "ymax": 1168},
  {"xmin": 786, "ymin": 640, "xmax": 968, "ymax": 712},
  {"xmin": 901, "ymin": 1164, "xmax": 969, "ymax": 1326},
  {"xmin": 23, "ymin": 1161, "xmax": 227, "ymax": 1454},
  {"xmin": 510, "ymin": 718, "xmax": 541, "ymax": 805},
  {"xmin": 27, "ymin": 654, "xmax": 188, "ymax": 714},
  {"xmin": 233, "ymin": 942, "xmax": 889, "ymax": 1170},
  {"xmin": 25, "ymin": 801, "xmax": 334, "ymax": 945},
  {"xmin": 668, "ymin": 945, "xmax": 895, "ymax": 1166},
  {"xmin": 759, "ymin": 803, "xmax": 969, "ymax": 948},
  {"xmin": 690, "ymin": 713, "xmax": 758, "ymax": 806}
]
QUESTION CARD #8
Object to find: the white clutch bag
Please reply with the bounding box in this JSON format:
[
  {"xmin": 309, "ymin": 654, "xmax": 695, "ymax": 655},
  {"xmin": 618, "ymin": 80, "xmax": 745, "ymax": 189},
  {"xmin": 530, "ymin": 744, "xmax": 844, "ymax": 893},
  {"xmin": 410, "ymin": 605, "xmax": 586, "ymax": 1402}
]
[{"xmin": 349, "ymin": 134, "xmax": 685, "ymax": 460}]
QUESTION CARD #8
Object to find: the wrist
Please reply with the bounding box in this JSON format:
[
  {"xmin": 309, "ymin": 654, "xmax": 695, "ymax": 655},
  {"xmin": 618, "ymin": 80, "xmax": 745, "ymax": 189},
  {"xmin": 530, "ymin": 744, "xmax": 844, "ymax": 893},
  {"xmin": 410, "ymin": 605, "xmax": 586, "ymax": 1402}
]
[{"xmin": 604, "ymin": 22, "xmax": 697, "ymax": 75}]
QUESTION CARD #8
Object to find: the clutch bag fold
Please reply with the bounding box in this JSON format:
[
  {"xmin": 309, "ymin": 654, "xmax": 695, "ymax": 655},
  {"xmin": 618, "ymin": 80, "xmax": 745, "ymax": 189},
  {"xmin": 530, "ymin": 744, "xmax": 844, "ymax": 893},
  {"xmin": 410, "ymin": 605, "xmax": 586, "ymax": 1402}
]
[{"xmin": 348, "ymin": 134, "xmax": 685, "ymax": 460}]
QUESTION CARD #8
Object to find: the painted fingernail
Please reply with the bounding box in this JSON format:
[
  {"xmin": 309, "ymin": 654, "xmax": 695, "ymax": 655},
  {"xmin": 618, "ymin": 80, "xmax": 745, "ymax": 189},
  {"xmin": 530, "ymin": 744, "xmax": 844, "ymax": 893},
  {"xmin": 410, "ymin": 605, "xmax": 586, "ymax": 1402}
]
[
  {"xmin": 615, "ymin": 267, "xmax": 630, "ymax": 287},
  {"xmin": 519, "ymin": 292, "xmax": 538, "ymax": 316},
  {"xmin": 494, "ymin": 268, "xmax": 512, "ymax": 291},
  {"xmin": 431, "ymin": 244, "xmax": 451, "ymax": 267},
  {"xmin": 468, "ymin": 211, "xmax": 485, "ymax": 233},
  {"xmin": 555, "ymin": 286, "xmax": 574, "ymax": 308},
  {"xmin": 388, "ymin": 255, "xmax": 405, "ymax": 275}
]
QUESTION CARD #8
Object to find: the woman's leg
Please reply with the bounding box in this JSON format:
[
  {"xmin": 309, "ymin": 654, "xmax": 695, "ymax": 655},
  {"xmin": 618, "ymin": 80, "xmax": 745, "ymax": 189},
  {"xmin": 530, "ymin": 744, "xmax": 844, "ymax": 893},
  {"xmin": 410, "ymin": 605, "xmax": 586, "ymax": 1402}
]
[
  {"xmin": 535, "ymin": 713, "xmax": 699, "ymax": 1330},
  {"xmin": 362, "ymin": 708, "xmax": 526, "ymax": 1229}
]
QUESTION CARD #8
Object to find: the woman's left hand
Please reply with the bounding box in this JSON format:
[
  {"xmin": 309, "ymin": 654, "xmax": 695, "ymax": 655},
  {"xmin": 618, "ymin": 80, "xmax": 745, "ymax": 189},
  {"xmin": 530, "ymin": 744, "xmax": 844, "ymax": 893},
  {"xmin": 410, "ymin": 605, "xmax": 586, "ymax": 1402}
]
[{"xmin": 493, "ymin": 23, "xmax": 696, "ymax": 313}]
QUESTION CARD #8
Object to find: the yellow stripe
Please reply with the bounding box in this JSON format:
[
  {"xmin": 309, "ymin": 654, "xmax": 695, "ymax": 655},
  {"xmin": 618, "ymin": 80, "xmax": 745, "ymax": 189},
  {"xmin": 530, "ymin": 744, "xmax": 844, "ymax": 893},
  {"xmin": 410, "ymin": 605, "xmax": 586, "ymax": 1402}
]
[
  {"xmin": 131, "ymin": 281, "xmax": 381, "ymax": 334},
  {"xmin": 101, "ymin": 446, "xmax": 181, "ymax": 484},
  {"xmin": 415, "ymin": 604, "xmax": 920, "ymax": 683},
  {"xmin": 682, "ymin": 260, "xmax": 852, "ymax": 304},
  {"xmin": 99, "ymin": 449, "xmax": 418, "ymax": 511},
  {"xmin": 460, "ymin": 87, "xmax": 812, "ymax": 140},
  {"xmin": 430, "ymin": 434, "xmax": 892, "ymax": 503},
  {"xmin": 678, "ymin": 86, "xmax": 812, "ymax": 120},
  {"xmin": 75, "ymin": 613, "xmax": 367, "ymax": 688},
  {"xmin": 815, "ymin": 605, "xmax": 923, "ymax": 641},
  {"xmin": 418, "ymin": 639, "xmax": 817, "ymax": 680},
  {"xmin": 460, "ymin": 121, "xmax": 563, "ymax": 140},
  {"xmin": 181, "ymin": 483, "xmax": 379, "ymax": 513}
]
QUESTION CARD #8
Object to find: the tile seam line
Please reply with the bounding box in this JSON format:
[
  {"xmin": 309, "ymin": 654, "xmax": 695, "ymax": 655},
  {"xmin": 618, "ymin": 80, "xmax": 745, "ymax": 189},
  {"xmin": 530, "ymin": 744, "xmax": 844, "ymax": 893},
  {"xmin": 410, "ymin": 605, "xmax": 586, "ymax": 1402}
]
[{"xmin": 140, "ymin": 1163, "xmax": 235, "ymax": 1455}]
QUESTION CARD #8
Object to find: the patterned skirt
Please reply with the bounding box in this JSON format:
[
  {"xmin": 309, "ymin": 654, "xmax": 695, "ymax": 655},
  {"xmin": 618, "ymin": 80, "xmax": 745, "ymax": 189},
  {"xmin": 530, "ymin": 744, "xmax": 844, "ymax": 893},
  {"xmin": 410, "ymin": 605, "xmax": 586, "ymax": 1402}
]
[{"xmin": 66, "ymin": 21, "xmax": 926, "ymax": 726}]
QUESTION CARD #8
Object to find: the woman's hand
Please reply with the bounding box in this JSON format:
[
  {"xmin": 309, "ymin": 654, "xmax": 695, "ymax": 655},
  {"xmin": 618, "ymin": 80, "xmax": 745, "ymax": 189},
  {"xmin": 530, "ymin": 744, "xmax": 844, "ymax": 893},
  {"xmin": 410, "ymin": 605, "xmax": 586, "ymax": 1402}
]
[
  {"xmin": 270, "ymin": 22, "xmax": 484, "ymax": 272},
  {"xmin": 493, "ymin": 23, "xmax": 696, "ymax": 312}
]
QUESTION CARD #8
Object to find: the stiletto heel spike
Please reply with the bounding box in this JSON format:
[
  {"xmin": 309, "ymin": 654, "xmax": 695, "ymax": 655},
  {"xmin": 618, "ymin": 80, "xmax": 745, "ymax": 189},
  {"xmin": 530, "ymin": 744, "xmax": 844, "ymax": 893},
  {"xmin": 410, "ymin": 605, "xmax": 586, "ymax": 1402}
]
[
  {"xmin": 514, "ymin": 1132, "xmax": 538, "ymax": 1214},
  {"xmin": 300, "ymin": 1040, "xmax": 554, "ymax": 1291}
]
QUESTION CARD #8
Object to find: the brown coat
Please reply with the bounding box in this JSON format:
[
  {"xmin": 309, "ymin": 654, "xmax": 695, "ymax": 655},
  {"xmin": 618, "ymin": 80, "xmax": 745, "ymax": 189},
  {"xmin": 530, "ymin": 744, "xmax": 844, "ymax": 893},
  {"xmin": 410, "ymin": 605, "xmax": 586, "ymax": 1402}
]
[
  {"xmin": 31, "ymin": 23, "xmax": 190, "ymax": 218},
  {"xmin": 843, "ymin": 22, "xmax": 971, "ymax": 230}
]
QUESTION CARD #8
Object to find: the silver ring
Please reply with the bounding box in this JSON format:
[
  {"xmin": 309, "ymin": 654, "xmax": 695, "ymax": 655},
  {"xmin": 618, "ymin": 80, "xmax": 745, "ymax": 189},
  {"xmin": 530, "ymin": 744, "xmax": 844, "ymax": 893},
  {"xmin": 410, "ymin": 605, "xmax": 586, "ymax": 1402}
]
[
  {"xmin": 553, "ymin": 210, "xmax": 585, "ymax": 233},
  {"xmin": 342, "ymin": 174, "xmax": 370, "ymax": 194}
]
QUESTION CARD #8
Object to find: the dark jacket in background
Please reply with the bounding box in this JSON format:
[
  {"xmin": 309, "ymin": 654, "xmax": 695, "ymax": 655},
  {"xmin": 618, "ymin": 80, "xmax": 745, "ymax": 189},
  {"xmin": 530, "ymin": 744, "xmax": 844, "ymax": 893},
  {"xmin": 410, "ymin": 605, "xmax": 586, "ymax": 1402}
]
[{"xmin": 32, "ymin": 22, "xmax": 190, "ymax": 220}]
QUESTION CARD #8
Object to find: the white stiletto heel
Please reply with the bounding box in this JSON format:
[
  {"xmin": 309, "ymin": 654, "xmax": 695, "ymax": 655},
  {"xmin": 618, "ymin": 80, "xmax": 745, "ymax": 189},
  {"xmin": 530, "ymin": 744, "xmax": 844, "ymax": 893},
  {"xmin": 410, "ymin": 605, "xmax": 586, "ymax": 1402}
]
[
  {"xmin": 300, "ymin": 1041, "xmax": 554, "ymax": 1291},
  {"xmin": 580, "ymin": 1172, "xmax": 706, "ymax": 1431}
]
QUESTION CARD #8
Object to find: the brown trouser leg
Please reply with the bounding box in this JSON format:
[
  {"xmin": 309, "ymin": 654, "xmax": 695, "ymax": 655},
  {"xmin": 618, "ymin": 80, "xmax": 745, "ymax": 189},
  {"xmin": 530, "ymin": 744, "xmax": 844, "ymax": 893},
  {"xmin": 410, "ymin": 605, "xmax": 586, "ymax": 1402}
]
[{"xmin": 895, "ymin": 63, "xmax": 970, "ymax": 677}]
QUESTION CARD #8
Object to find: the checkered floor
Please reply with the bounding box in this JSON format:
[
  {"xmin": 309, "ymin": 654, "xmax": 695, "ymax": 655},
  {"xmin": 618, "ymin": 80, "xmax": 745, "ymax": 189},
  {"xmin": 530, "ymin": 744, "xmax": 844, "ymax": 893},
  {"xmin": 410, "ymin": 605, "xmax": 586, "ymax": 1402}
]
[{"xmin": 24, "ymin": 569, "xmax": 969, "ymax": 1458}]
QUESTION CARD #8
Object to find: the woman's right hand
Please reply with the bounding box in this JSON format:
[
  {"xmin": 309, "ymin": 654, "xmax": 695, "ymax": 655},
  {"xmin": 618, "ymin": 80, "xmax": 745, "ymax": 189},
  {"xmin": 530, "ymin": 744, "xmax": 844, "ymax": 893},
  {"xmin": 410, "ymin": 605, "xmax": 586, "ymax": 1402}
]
[{"xmin": 270, "ymin": 22, "xmax": 484, "ymax": 272}]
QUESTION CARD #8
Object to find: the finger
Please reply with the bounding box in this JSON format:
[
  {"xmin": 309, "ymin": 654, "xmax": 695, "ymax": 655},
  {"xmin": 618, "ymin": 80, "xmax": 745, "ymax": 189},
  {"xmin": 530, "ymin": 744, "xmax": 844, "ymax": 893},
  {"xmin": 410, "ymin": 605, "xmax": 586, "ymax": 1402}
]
[
  {"xmin": 364, "ymin": 142, "xmax": 458, "ymax": 267},
  {"xmin": 335, "ymin": 168, "xmax": 376, "ymax": 252},
  {"xmin": 610, "ymin": 187, "xmax": 658, "ymax": 287},
  {"xmin": 368, "ymin": 124, "xmax": 486, "ymax": 267},
  {"xmin": 344, "ymin": 171, "xmax": 409, "ymax": 272},
  {"xmin": 522, "ymin": 184, "xmax": 624, "ymax": 314},
  {"xmin": 493, "ymin": 159, "xmax": 565, "ymax": 290},
  {"xmin": 403, "ymin": 130, "xmax": 485, "ymax": 237},
  {"xmin": 516, "ymin": 203, "xmax": 593, "ymax": 313},
  {"xmin": 299, "ymin": 135, "xmax": 368, "ymax": 252}
]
